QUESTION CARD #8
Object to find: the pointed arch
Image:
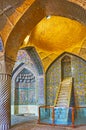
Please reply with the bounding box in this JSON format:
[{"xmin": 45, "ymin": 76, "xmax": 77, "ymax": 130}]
[
  {"xmin": 24, "ymin": 46, "xmax": 44, "ymax": 75},
  {"xmin": 46, "ymin": 52, "xmax": 86, "ymax": 106},
  {"xmin": 11, "ymin": 48, "xmax": 45, "ymax": 115},
  {"xmin": 5, "ymin": 0, "xmax": 86, "ymax": 61},
  {"xmin": 61, "ymin": 55, "xmax": 71, "ymax": 80}
]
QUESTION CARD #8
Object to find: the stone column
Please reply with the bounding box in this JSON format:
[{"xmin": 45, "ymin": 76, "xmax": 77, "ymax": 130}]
[
  {"xmin": 0, "ymin": 55, "xmax": 14, "ymax": 130},
  {"xmin": 0, "ymin": 74, "xmax": 11, "ymax": 130}
]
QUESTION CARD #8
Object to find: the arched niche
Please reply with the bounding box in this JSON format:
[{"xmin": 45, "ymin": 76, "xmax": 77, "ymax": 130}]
[
  {"xmin": 46, "ymin": 52, "xmax": 86, "ymax": 106},
  {"xmin": 61, "ymin": 55, "xmax": 72, "ymax": 80},
  {"xmin": 15, "ymin": 68, "xmax": 36, "ymax": 105},
  {"xmin": 11, "ymin": 49, "xmax": 45, "ymax": 116}
]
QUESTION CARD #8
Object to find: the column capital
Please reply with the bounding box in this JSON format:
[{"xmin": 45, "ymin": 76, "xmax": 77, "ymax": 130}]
[
  {"xmin": 0, "ymin": 73, "xmax": 11, "ymax": 80},
  {"xmin": 0, "ymin": 54, "xmax": 15, "ymax": 74}
]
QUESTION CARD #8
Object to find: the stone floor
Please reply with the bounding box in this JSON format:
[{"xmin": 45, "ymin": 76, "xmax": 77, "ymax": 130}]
[
  {"xmin": 11, "ymin": 114, "xmax": 38, "ymax": 125},
  {"xmin": 10, "ymin": 115, "xmax": 86, "ymax": 130},
  {"xmin": 10, "ymin": 121, "xmax": 86, "ymax": 130}
]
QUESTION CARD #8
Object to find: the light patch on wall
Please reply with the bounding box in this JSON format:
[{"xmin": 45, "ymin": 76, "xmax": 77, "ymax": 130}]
[
  {"xmin": 22, "ymin": 35, "xmax": 30, "ymax": 47},
  {"xmin": 46, "ymin": 15, "xmax": 51, "ymax": 19}
]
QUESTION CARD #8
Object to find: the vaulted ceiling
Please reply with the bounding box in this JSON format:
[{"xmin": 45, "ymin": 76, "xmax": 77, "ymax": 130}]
[
  {"xmin": 0, "ymin": 0, "xmax": 86, "ymax": 71},
  {"xmin": 22, "ymin": 15, "xmax": 86, "ymax": 70}
]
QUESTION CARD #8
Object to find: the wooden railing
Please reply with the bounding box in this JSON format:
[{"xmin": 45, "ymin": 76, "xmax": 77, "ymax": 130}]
[{"xmin": 38, "ymin": 106, "xmax": 86, "ymax": 128}]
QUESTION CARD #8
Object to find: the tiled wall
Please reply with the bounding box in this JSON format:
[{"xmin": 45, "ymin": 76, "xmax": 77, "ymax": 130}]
[
  {"xmin": 72, "ymin": 56, "xmax": 86, "ymax": 106},
  {"xmin": 12, "ymin": 49, "xmax": 45, "ymax": 106},
  {"xmin": 46, "ymin": 53, "xmax": 86, "ymax": 106},
  {"xmin": 46, "ymin": 58, "xmax": 61, "ymax": 105},
  {"xmin": 15, "ymin": 68, "xmax": 36, "ymax": 105},
  {"xmin": 61, "ymin": 56, "xmax": 71, "ymax": 79}
]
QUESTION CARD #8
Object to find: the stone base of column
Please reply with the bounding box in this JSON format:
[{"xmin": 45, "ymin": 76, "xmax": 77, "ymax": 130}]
[{"xmin": 0, "ymin": 124, "xmax": 10, "ymax": 130}]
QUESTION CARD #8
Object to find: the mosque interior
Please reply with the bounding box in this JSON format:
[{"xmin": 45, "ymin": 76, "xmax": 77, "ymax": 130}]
[{"xmin": 0, "ymin": 0, "xmax": 86, "ymax": 129}]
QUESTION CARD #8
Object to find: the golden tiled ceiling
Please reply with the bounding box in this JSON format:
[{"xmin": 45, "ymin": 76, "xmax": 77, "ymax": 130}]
[
  {"xmin": 22, "ymin": 16, "xmax": 86, "ymax": 70},
  {"xmin": 29, "ymin": 16, "xmax": 86, "ymax": 51}
]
